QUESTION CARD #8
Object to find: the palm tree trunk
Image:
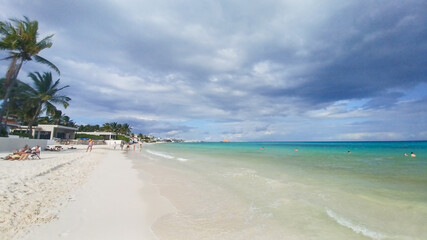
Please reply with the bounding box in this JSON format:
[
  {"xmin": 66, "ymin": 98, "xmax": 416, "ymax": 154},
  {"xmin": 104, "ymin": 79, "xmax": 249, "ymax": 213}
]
[
  {"xmin": 0, "ymin": 57, "xmax": 24, "ymax": 130},
  {"xmin": 27, "ymin": 102, "xmax": 43, "ymax": 138}
]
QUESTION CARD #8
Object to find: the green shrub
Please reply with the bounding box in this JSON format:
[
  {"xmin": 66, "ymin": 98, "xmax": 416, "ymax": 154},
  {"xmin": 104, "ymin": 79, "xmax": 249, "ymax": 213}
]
[
  {"xmin": 75, "ymin": 133, "xmax": 104, "ymax": 140},
  {"xmin": 0, "ymin": 128, "xmax": 8, "ymax": 137},
  {"xmin": 117, "ymin": 134, "xmax": 130, "ymax": 142}
]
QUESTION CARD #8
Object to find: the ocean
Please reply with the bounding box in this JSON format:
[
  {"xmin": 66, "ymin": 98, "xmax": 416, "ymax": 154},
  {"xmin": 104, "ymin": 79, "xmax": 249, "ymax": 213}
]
[{"xmin": 133, "ymin": 141, "xmax": 427, "ymax": 240}]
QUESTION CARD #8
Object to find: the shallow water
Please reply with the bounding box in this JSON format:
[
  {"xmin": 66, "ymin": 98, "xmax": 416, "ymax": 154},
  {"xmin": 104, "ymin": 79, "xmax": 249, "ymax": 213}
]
[{"xmin": 134, "ymin": 142, "xmax": 427, "ymax": 240}]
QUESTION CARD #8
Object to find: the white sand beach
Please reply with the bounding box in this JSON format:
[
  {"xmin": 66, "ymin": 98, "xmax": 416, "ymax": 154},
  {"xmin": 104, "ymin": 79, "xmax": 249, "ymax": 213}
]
[{"xmin": 0, "ymin": 145, "xmax": 174, "ymax": 240}]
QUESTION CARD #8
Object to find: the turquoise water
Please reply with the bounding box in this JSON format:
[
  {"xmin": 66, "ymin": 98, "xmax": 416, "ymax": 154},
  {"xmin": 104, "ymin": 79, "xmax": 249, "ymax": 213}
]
[{"xmin": 137, "ymin": 142, "xmax": 427, "ymax": 239}]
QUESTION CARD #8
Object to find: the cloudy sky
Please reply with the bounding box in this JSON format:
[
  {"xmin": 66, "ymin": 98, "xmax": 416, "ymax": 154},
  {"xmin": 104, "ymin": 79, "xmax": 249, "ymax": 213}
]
[{"xmin": 1, "ymin": 0, "xmax": 427, "ymax": 141}]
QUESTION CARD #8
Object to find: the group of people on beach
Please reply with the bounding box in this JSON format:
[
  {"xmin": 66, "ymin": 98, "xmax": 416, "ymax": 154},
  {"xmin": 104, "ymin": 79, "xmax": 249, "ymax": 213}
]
[
  {"xmin": 113, "ymin": 141, "xmax": 143, "ymax": 151},
  {"xmin": 2, "ymin": 144, "xmax": 41, "ymax": 160}
]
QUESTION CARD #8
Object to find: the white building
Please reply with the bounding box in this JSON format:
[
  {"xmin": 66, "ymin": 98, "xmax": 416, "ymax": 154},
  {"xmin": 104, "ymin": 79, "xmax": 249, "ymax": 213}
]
[
  {"xmin": 76, "ymin": 131, "xmax": 117, "ymax": 140},
  {"xmin": 14, "ymin": 124, "xmax": 78, "ymax": 140}
]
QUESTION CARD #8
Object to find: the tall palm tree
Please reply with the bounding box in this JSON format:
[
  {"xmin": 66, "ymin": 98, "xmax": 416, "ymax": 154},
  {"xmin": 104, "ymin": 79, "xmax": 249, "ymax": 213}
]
[
  {"xmin": 0, "ymin": 16, "xmax": 60, "ymax": 130},
  {"xmin": 110, "ymin": 122, "xmax": 119, "ymax": 133},
  {"xmin": 120, "ymin": 123, "xmax": 132, "ymax": 136},
  {"xmin": 26, "ymin": 71, "xmax": 70, "ymax": 135},
  {"xmin": 101, "ymin": 122, "xmax": 113, "ymax": 132}
]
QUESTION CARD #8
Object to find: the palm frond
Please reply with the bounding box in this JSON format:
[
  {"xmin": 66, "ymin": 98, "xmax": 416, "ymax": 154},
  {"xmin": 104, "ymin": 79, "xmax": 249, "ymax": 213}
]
[
  {"xmin": 44, "ymin": 101, "xmax": 58, "ymax": 116},
  {"xmin": 37, "ymin": 34, "xmax": 54, "ymax": 49},
  {"xmin": 33, "ymin": 55, "xmax": 60, "ymax": 75}
]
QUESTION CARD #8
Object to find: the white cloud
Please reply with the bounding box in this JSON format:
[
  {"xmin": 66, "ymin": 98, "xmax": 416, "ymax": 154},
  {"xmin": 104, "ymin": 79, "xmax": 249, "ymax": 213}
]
[{"xmin": 337, "ymin": 132, "xmax": 402, "ymax": 141}]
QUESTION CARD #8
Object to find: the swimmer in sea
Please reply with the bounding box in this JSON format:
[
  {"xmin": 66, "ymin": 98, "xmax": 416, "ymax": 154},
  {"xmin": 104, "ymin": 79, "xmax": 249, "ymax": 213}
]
[{"xmin": 411, "ymin": 152, "xmax": 416, "ymax": 157}]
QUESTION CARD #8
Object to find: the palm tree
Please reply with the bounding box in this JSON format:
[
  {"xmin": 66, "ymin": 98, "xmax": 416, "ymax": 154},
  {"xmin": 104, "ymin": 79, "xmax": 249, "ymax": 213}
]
[
  {"xmin": 110, "ymin": 122, "xmax": 119, "ymax": 133},
  {"xmin": 37, "ymin": 116, "xmax": 51, "ymax": 124},
  {"xmin": 50, "ymin": 109, "xmax": 63, "ymax": 125},
  {"xmin": 120, "ymin": 123, "xmax": 132, "ymax": 136},
  {"xmin": 37, "ymin": 111, "xmax": 75, "ymax": 127},
  {"xmin": 0, "ymin": 77, "xmax": 36, "ymax": 123},
  {"xmin": 78, "ymin": 124, "xmax": 100, "ymax": 132},
  {"xmin": 26, "ymin": 71, "xmax": 70, "ymax": 135},
  {"xmin": 0, "ymin": 16, "xmax": 60, "ymax": 130},
  {"xmin": 101, "ymin": 122, "xmax": 113, "ymax": 132},
  {"xmin": 59, "ymin": 114, "xmax": 75, "ymax": 127}
]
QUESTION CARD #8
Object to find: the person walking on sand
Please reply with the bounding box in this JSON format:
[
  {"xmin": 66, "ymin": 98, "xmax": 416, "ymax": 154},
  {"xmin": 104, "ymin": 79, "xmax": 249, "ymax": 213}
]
[
  {"xmin": 120, "ymin": 141, "xmax": 124, "ymax": 151},
  {"xmin": 113, "ymin": 141, "xmax": 117, "ymax": 150},
  {"xmin": 86, "ymin": 139, "xmax": 94, "ymax": 152}
]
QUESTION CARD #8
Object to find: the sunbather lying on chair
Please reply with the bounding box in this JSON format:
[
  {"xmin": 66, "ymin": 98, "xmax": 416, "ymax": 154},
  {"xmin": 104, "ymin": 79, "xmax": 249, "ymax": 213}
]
[{"xmin": 3, "ymin": 147, "xmax": 28, "ymax": 160}]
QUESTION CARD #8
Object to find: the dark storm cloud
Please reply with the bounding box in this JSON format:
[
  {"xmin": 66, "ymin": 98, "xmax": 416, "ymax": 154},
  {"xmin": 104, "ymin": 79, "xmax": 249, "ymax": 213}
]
[{"xmin": 257, "ymin": 1, "xmax": 427, "ymax": 107}]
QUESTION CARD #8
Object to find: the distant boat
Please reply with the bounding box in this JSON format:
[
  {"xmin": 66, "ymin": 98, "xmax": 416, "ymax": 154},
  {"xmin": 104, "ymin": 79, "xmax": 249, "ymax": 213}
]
[{"xmin": 220, "ymin": 140, "xmax": 230, "ymax": 142}]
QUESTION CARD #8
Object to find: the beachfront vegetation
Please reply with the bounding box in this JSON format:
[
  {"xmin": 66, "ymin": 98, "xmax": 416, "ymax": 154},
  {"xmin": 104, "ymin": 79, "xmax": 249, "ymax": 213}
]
[
  {"xmin": 0, "ymin": 78, "xmax": 35, "ymax": 127},
  {"xmin": 116, "ymin": 134, "xmax": 130, "ymax": 142},
  {"xmin": 76, "ymin": 123, "xmax": 157, "ymax": 142},
  {"xmin": 78, "ymin": 122, "xmax": 132, "ymax": 136},
  {"xmin": 0, "ymin": 71, "xmax": 70, "ymax": 137},
  {"xmin": 74, "ymin": 133, "xmax": 105, "ymax": 140},
  {"xmin": 77, "ymin": 122, "xmax": 135, "ymax": 142},
  {"xmin": 25, "ymin": 72, "xmax": 70, "ymax": 134},
  {"xmin": 0, "ymin": 16, "xmax": 60, "ymax": 132},
  {"xmin": 137, "ymin": 133, "xmax": 153, "ymax": 142},
  {"xmin": 37, "ymin": 111, "xmax": 76, "ymax": 127}
]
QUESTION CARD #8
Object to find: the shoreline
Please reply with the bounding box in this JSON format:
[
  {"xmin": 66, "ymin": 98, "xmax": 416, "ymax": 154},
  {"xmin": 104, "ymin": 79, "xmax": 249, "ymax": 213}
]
[{"xmin": 0, "ymin": 145, "xmax": 173, "ymax": 240}]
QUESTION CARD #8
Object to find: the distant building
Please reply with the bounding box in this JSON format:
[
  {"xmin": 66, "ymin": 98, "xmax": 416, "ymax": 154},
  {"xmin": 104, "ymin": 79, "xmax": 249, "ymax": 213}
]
[
  {"xmin": 76, "ymin": 131, "xmax": 117, "ymax": 140},
  {"xmin": 1, "ymin": 118, "xmax": 21, "ymax": 133},
  {"xmin": 14, "ymin": 124, "xmax": 78, "ymax": 140}
]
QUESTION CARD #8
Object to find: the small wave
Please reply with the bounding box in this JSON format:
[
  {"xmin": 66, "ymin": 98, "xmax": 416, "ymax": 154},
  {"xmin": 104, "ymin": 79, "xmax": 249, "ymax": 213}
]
[
  {"xmin": 146, "ymin": 150, "xmax": 189, "ymax": 162},
  {"xmin": 326, "ymin": 208, "xmax": 388, "ymax": 240},
  {"xmin": 146, "ymin": 150, "xmax": 175, "ymax": 159}
]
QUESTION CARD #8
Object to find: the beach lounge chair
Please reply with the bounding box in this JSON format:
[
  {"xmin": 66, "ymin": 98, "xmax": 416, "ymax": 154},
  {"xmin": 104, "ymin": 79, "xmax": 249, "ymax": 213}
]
[
  {"xmin": 29, "ymin": 146, "xmax": 41, "ymax": 159},
  {"xmin": 29, "ymin": 152, "xmax": 41, "ymax": 159}
]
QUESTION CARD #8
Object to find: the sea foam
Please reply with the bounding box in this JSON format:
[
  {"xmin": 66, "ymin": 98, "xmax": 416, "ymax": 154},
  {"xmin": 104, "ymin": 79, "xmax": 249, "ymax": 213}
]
[
  {"xmin": 326, "ymin": 208, "xmax": 388, "ymax": 240},
  {"xmin": 146, "ymin": 150, "xmax": 174, "ymax": 159},
  {"xmin": 146, "ymin": 150, "xmax": 188, "ymax": 162}
]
